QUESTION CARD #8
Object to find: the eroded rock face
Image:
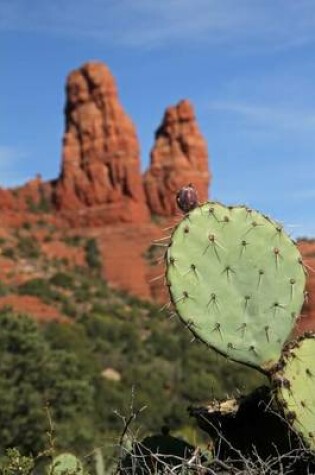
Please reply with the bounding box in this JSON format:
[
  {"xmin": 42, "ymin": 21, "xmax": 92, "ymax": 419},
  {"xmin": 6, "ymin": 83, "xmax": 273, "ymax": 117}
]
[
  {"xmin": 56, "ymin": 67, "xmax": 211, "ymax": 221},
  {"xmin": 55, "ymin": 62, "xmax": 149, "ymax": 224},
  {"xmin": 296, "ymin": 241, "xmax": 315, "ymax": 335},
  {"xmin": 0, "ymin": 175, "xmax": 53, "ymax": 213},
  {"xmin": 143, "ymin": 100, "xmax": 211, "ymax": 216}
]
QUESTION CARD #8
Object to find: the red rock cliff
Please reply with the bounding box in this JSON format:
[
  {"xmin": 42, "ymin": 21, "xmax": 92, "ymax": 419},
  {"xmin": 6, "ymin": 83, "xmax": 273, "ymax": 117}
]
[
  {"xmin": 55, "ymin": 62, "xmax": 149, "ymax": 224},
  {"xmin": 143, "ymin": 100, "xmax": 211, "ymax": 216},
  {"xmin": 296, "ymin": 240, "xmax": 315, "ymax": 335},
  {"xmin": 0, "ymin": 175, "xmax": 53, "ymax": 226}
]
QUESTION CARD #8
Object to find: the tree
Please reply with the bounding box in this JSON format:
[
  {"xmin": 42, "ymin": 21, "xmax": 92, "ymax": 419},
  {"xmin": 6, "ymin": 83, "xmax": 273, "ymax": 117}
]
[{"xmin": 0, "ymin": 310, "xmax": 96, "ymax": 455}]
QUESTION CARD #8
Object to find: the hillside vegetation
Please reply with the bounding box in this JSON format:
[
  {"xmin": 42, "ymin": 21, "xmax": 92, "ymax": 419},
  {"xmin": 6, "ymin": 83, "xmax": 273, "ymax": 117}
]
[{"xmin": 0, "ymin": 222, "xmax": 265, "ymax": 464}]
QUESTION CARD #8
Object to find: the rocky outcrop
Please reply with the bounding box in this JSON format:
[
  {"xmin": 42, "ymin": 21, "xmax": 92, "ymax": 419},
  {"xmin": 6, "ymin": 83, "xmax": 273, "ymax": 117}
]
[
  {"xmin": 143, "ymin": 100, "xmax": 211, "ymax": 216},
  {"xmin": 55, "ymin": 62, "xmax": 149, "ymax": 224},
  {"xmin": 0, "ymin": 175, "xmax": 53, "ymax": 213},
  {"xmin": 296, "ymin": 240, "xmax": 315, "ymax": 335},
  {"xmin": 55, "ymin": 64, "xmax": 210, "ymax": 224},
  {"xmin": 0, "ymin": 64, "xmax": 211, "ymax": 225}
]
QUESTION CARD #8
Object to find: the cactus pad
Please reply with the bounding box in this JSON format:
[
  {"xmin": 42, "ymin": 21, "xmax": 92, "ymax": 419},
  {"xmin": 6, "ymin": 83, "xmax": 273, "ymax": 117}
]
[
  {"xmin": 273, "ymin": 334, "xmax": 315, "ymax": 452},
  {"xmin": 50, "ymin": 453, "xmax": 83, "ymax": 475},
  {"xmin": 166, "ymin": 202, "xmax": 306, "ymax": 371}
]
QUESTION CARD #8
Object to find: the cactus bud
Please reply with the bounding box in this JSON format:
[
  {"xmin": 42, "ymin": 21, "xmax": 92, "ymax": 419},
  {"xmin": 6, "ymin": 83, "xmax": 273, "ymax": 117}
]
[{"xmin": 176, "ymin": 184, "xmax": 198, "ymax": 213}]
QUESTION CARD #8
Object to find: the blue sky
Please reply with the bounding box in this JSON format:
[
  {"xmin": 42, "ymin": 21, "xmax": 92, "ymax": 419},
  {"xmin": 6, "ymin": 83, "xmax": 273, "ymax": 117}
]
[{"xmin": 1, "ymin": 0, "xmax": 315, "ymax": 236}]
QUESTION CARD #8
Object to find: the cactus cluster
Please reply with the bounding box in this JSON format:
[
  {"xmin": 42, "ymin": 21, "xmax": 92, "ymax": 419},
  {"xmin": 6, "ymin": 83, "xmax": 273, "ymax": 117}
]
[
  {"xmin": 272, "ymin": 333, "xmax": 315, "ymax": 451},
  {"xmin": 165, "ymin": 198, "xmax": 314, "ymax": 454}
]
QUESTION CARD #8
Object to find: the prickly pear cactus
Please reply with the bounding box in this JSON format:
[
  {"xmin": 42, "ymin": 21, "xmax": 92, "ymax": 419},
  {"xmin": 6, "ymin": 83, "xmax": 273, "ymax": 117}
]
[
  {"xmin": 165, "ymin": 202, "xmax": 306, "ymax": 371},
  {"xmin": 49, "ymin": 453, "xmax": 83, "ymax": 475},
  {"xmin": 273, "ymin": 333, "xmax": 315, "ymax": 452}
]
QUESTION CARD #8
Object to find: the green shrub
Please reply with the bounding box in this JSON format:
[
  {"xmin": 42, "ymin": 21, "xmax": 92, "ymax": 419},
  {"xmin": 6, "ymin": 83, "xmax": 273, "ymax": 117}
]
[
  {"xmin": 50, "ymin": 272, "xmax": 74, "ymax": 289},
  {"xmin": 2, "ymin": 247, "xmax": 15, "ymax": 260},
  {"xmin": 17, "ymin": 278, "xmax": 61, "ymax": 302},
  {"xmin": 51, "ymin": 257, "xmax": 69, "ymax": 270},
  {"xmin": 36, "ymin": 218, "xmax": 47, "ymax": 227},
  {"xmin": 21, "ymin": 222, "xmax": 32, "ymax": 230},
  {"xmin": 43, "ymin": 234, "xmax": 53, "ymax": 242},
  {"xmin": 0, "ymin": 448, "xmax": 34, "ymax": 474},
  {"xmin": 0, "ymin": 281, "xmax": 8, "ymax": 297},
  {"xmin": 0, "ymin": 267, "xmax": 267, "ymax": 458},
  {"xmin": 0, "ymin": 311, "xmax": 98, "ymax": 454},
  {"xmin": 63, "ymin": 235, "xmax": 84, "ymax": 247},
  {"xmin": 85, "ymin": 238, "xmax": 102, "ymax": 272},
  {"xmin": 17, "ymin": 236, "xmax": 41, "ymax": 259},
  {"xmin": 73, "ymin": 283, "xmax": 91, "ymax": 303},
  {"xmin": 93, "ymin": 283, "xmax": 109, "ymax": 299},
  {"xmin": 61, "ymin": 300, "xmax": 78, "ymax": 318},
  {"xmin": 26, "ymin": 189, "xmax": 52, "ymax": 214}
]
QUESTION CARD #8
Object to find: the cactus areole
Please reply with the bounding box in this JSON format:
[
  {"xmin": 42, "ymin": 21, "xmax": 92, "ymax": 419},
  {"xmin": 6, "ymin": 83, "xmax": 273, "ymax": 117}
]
[
  {"xmin": 273, "ymin": 334, "xmax": 315, "ymax": 452},
  {"xmin": 165, "ymin": 202, "xmax": 306, "ymax": 372}
]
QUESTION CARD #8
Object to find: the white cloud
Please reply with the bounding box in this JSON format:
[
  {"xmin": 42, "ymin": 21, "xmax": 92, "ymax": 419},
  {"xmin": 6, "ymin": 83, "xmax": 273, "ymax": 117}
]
[
  {"xmin": 0, "ymin": 145, "xmax": 26, "ymax": 162},
  {"xmin": 1, "ymin": 0, "xmax": 315, "ymax": 50},
  {"xmin": 288, "ymin": 189, "xmax": 315, "ymax": 200},
  {"xmin": 290, "ymin": 224, "xmax": 315, "ymax": 239},
  {"xmin": 0, "ymin": 146, "xmax": 31, "ymax": 187},
  {"xmin": 209, "ymin": 100, "xmax": 315, "ymax": 133}
]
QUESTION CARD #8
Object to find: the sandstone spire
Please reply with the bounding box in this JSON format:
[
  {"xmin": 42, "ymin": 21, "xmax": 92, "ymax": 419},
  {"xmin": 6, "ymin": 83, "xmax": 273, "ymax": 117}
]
[
  {"xmin": 143, "ymin": 100, "xmax": 211, "ymax": 216},
  {"xmin": 55, "ymin": 61, "xmax": 149, "ymax": 224}
]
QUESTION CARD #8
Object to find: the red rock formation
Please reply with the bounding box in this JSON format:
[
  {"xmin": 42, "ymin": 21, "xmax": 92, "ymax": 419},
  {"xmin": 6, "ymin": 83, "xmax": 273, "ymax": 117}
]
[
  {"xmin": 0, "ymin": 295, "xmax": 70, "ymax": 323},
  {"xmin": 55, "ymin": 62, "xmax": 149, "ymax": 224},
  {"xmin": 0, "ymin": 175, "xmax": 52, "ymax": 213},
  {"xmin": 143, "ymin": 100, "xmax": 211, "ymax": 216},
  {"xmin": 0, "ymin": 175, "xmax": 55, "ymax": 228},
  {"xmin": 295, "ymin": 240, "xmax": 315, "ymax": 336}
]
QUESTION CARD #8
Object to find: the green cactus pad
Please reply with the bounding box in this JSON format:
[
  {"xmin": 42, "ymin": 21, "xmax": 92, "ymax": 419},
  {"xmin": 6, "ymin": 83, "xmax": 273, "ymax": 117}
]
[
  {"xmin": 166, "ymin": 202, "xmax": 306, "ymax": 371},
  {"xmin": 50, "ymin": 453, "xmax": 83, "ymax": 475},
  {"xmin": 273, "ymin": 334, "xmax": 315, "ymax": 452}
]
